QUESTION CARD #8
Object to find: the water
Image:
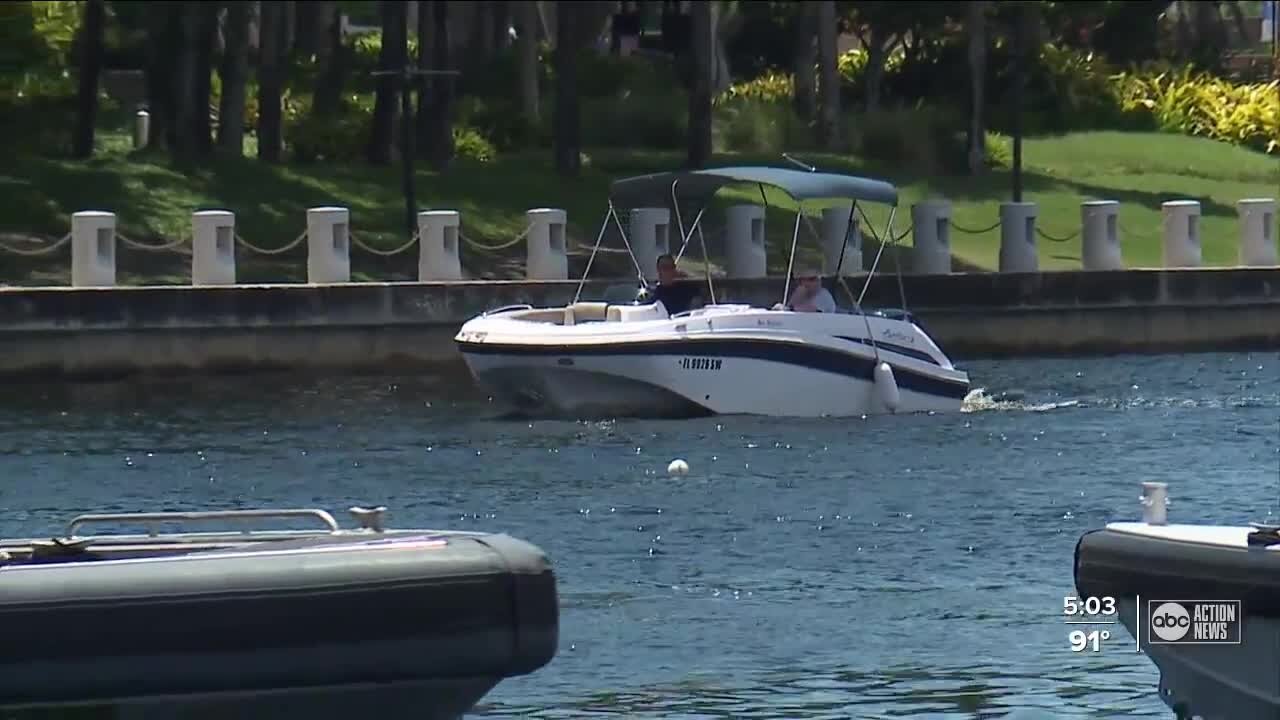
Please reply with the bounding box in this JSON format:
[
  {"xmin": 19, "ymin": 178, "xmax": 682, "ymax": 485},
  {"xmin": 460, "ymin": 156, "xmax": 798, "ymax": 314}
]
[{"xmin": 1, "ymin": 352, "xmax": 1277, "ymax": 719}]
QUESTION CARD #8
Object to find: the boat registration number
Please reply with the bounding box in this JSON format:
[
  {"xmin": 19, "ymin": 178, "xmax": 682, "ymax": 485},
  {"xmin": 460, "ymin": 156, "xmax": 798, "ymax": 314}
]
[{"xmin": 680, "ymin": 356, "xmax": 722, "ymax": 371}]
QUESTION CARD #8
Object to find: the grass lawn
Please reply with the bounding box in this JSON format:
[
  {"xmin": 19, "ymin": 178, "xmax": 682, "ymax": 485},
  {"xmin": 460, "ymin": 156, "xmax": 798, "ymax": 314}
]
[{"xmin": 0, "ymin": 129, "xmax": 1275, "ymax": 287}]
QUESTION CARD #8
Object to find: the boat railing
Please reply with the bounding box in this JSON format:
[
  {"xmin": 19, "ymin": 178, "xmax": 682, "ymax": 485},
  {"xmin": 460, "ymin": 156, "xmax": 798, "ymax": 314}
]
[
  {"xmin": 65, "ymin": 508, "xmax": 345, "ymax": 538},
  {"xmin": 482, "ymin": 304, "xmax": 534, "ymax": 317},
  {"xmin": 0, "ymin": 507, "xmax": 504, "ymax": 565}
]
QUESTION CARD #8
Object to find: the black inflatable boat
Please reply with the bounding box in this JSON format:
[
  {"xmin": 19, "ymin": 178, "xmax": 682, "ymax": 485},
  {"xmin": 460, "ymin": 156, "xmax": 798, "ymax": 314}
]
[
  {"xmin": 0, "ymin": 506, "xmax": 558, "ymax": 719},
  {"xmin": 1074, "ymin": 482, "xmax": 1280, "ymax": 719}
]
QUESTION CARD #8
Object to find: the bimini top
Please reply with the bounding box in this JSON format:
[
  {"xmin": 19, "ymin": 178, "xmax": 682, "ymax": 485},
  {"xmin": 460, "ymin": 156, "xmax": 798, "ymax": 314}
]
[{"xmin": 609, "ymin": 166, "xmax": 899, "ymax": 209}]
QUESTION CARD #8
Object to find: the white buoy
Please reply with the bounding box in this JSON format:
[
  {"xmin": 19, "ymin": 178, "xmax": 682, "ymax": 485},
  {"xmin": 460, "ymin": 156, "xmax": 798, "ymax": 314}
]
[
  {"xmin": 874, "ymin": 361, "xmax": 900, "ymax": 413},
  {"xmin": 667, "ymin": 459, "xmax": 689, "ymax": 476},
  {"xmin": 1141, "ymin": 482, "xmax": 1168, "ymax": 526}
]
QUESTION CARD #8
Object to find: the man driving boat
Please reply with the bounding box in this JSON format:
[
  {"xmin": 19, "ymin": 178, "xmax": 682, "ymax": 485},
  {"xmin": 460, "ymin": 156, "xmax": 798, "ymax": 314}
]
[
  {"xmin": 649, "ymin": 254, "xmax": 702, "ymax": 315},
  {"xmin": 786, "ymin": 267, "xmax": 836, "ymax": 312}
]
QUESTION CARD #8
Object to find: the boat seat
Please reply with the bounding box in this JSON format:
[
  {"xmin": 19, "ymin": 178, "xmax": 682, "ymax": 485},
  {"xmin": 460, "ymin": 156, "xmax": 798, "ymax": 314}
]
[
  {"xmin": 607, "ymin": 302, "xmax": 669, "ymax": 323},
  {"xmin": 563, "ymin": 301, "xmax": 610, "ymax": 326}
]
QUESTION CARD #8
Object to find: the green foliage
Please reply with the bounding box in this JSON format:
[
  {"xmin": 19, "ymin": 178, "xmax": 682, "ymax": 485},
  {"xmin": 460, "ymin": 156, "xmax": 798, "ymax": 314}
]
[
  {"xmin": 350, "ymin": 32, "xmax": 421, "ymax": 75},
  {"xmin": 713, "ymin": 96, "xmax": 813, "ymax": 154},
  {"xmin": 452, "ymin": 126, "xmax": 496, "ymax": 163},
  {"xmin": 285, "ymin": 96, "xmax": 367, "ymax": 162},
  {"xmin": 0, "ymin": 0, "xmax": 80, "ymax": 95},
  {"xmin": 581, "ymin": 90, "xmax": 688, "ymax": 150},
  {"xmin": 983, "ymin": 131, "xmax": 1012, "ymax": 168},
  {"xmin": 717, "ymin": 71, "xmax": 793, "ymax": 106},
  {"xmin": 848, "ymin": 105, "xmax": 972, "ymax": 176},
  {"xmin": 717, "ymin": 39, "xmax": 1277, "ymax": 156},
  {"xmin": 1113, "ymin": 66, "xmax": 1280, "ymax": 154}
]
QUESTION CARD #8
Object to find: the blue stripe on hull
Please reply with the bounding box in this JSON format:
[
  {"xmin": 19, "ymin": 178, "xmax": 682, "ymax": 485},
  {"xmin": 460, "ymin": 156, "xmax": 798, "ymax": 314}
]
[
  {"xmin": 835, "ymin": 336, "xmax": 940, "ymax": 366},
  {"xmin": 456, "ymin": 337, "xmax": 970, "ymax": 401}
]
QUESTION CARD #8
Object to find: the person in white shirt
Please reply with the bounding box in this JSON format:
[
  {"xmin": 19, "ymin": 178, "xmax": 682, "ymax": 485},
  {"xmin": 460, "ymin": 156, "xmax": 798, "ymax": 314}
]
[{"xmin": 787, "ymin": 268, "xmax": 837, "ymax": 312}]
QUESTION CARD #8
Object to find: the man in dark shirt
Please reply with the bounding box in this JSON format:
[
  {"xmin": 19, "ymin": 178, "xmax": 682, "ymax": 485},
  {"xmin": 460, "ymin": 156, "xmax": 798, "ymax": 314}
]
[{"xmin": 649, "ymin": 253, "xmax": 701, "ymax": 315}]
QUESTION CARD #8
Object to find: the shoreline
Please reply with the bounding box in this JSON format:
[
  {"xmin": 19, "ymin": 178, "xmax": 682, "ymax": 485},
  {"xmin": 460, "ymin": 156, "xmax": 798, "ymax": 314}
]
[{"xmin": 2, "ymin": 269, "xmax": 1278, "ymax": 382}]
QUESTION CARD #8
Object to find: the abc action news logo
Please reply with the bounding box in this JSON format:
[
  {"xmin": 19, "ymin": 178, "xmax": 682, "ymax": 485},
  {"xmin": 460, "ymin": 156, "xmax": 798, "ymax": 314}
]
[{"xmin": 1148, "ymin": 600, "xmax": 1242, "ymax": 644}]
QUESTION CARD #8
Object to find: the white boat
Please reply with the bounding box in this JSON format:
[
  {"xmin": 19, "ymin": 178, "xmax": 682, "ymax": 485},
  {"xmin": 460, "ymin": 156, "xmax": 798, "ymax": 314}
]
[
  {"xmin": 455, "ymin": 165, "xmax": 971, "ymax": 419},
  {"xmin": 1074, "ymin": 482, "xmax": 1280, "ymax": 719}
]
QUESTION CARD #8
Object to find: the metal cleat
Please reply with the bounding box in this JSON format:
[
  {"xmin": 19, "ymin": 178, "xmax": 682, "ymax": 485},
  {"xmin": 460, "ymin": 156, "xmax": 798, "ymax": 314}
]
[{"xmin": 348, "ymin": 506, "xmax": 388, "ymax": 532}]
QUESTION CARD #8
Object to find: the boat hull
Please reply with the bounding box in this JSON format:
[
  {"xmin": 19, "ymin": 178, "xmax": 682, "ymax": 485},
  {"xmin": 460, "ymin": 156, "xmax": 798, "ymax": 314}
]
[
  {"xmin": 458, "ymin": 336, "xmax": 969, "ymax": 419},
  {"xmin": 0, "ymin": 531, "xmax": 558, "ymax": 719},
  {"xmin": 454, "ymin": 304, "xmax": 970, "ymax": 419},
  {"xmin": 1075, "ymin": 524, "xmax": 1280, "ymax": 719}
]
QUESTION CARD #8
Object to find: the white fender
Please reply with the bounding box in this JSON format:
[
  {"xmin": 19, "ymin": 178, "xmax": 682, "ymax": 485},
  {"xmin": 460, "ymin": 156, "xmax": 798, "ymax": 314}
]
[{"xmin": 874, "ymin": 361, "xmax": 900, "ymax": 413}]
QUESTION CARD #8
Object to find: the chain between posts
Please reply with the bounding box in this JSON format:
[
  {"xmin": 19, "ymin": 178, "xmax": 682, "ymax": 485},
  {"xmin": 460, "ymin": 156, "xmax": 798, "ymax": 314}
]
[
  {"xmin": 350, "ymin": 231, "xmax": 420, "ymax": 257},
  {"xmin": 115, "ymin": 232, "xmax": 187, "ymax": 251},
  {"xmin": 0, "ymin": 232, "xmax": 72, "ymax": 256},
  {"xmin": 234, "ymin": 230, "xmax": 307, "ymax": 255},
  {"xmin": 460, "ymin": 222, "xmax": 535, "ymax": 252}
]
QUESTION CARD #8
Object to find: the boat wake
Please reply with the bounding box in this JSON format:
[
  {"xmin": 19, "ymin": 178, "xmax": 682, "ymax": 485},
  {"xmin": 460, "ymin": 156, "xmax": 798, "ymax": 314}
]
[{"xmin": 961, "ymin": 388, "xmax": 1081, "ymax": 414}]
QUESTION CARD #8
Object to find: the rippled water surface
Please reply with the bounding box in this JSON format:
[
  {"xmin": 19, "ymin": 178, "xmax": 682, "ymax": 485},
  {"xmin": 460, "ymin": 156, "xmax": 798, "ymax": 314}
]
[{"xmin": 1, "ymin": 352, "xmax": 1277, "ymax": 719}]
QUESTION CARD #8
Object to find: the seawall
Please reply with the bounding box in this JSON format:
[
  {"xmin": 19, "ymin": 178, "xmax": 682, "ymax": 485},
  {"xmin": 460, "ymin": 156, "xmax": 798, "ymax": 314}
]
[{"xmin": 1, "ymin": 268, "xmax": 1278, "ymax": 382}]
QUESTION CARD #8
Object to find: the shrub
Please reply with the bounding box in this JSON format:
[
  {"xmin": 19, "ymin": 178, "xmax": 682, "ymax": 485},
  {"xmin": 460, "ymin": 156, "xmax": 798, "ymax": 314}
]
[
  {"xmin": 847, "ymin": 106, "xmax": 970, "ymax": 176},
  {"xmin": 1112, "ymin": 66, "xmax": 1280, "ymax": 154},
  {"xmin": 452, "ymin": 126, "xmax": 496, "ymax": 163},
  {"xmin": 717, "ymin": 72, "xmax": 793, "ymax": 106},
  {"xmin": 713, "ymin": 96, "xmax": 814, "ymax": 154},
  {"xmin": 718, "ymin": 42, "xmax": 1277, "ymax": 157},
  {"xmin": 581, "ymin": 90, "xmax": 688, "ymax": 150}
]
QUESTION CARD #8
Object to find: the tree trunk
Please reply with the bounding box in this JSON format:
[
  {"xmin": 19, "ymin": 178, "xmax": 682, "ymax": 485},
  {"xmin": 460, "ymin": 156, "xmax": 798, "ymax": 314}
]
[
  {"xmin": 172, "ymin": 1, "xmax": 201, "ymax": 163},
  {"xmin": 193, "ymin": 1, "xmax": 219, "ymax": 156},
  {"xmin": 1010, "ymin": 2, "xmax": 1030, "ymax": 202},
  {"xmin": 966, "ymin": 0, "xmax": 987, "ymax": 176},
  {"xmin": 686, "ymin": 0, "xmax": 712, "ymax": 169},
  {"xmin": 423, "ymin": 0, "xmax": 455, "ymax": 171},
  {"xmin": 257, "ymin": 0, "xmax": 286, "ymax": 163},
  {"xmin": 283, "ymin": 0, "xmax": 298, "ymax": 55},
  {"xmin": 792, "ymin": 2, "xmax": 815, "ymax": 122},
  {"xmin": 294, "ymin": 0, "xmax": 325, "ymax": 58},
  {"xmin": 312, "ymin": 0, "xmax": 347, "ymax": 117},
  {"xmin": 491, "ymin": 1, "xmax": 511, "ymax": 52},
  {"xmin": 143, "ymin": 5, "xmax": 183, "ymax": 150},
  {"xmin": 816, "ymin": 0, "xmax": 840, "ymax": 150},
  {"xmin": 553, "ymin": 2, "xmax": 580, "ymax": 177},
  {"xmin": 313, "ymin": 1, "xmax": 339, "ymax": 63},
  {"xmin": 517, "ymin": 0, "xmax": 540, "ymax": 125},
  {"xmin": 415, "ymin": 0, "xmax": 435, "ymax": 151},
  {"xmin": 863, "ymin": 28, "xmax": 887, "ymax": 114},
  {"xmin": 72, "ymin": 0, "xmax": 106, "ymax": 159},
  {"xmin": 367, "ymin": 0, "xmax": 407, "ymax": 165},
  {"xmin": 218, "ymin": 0, "xmax": 251, "ymax": 154}
]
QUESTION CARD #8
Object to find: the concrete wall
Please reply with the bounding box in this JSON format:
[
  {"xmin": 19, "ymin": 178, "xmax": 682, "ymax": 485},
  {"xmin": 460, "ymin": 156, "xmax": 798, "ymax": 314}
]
[{"xmin": 2, "ymin": 269, "xmax": 1278, "ymax": 381}]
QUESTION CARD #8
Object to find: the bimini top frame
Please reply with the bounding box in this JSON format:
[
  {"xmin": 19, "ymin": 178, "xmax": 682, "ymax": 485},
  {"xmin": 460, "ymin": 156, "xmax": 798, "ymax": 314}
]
[
  {"xmin": 573, "ymin": 165, "xmax": 905, "ymax": 317},
  {"xmin": 608, "ymin": 166, "xmax": 899, "ymax": 210}
]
